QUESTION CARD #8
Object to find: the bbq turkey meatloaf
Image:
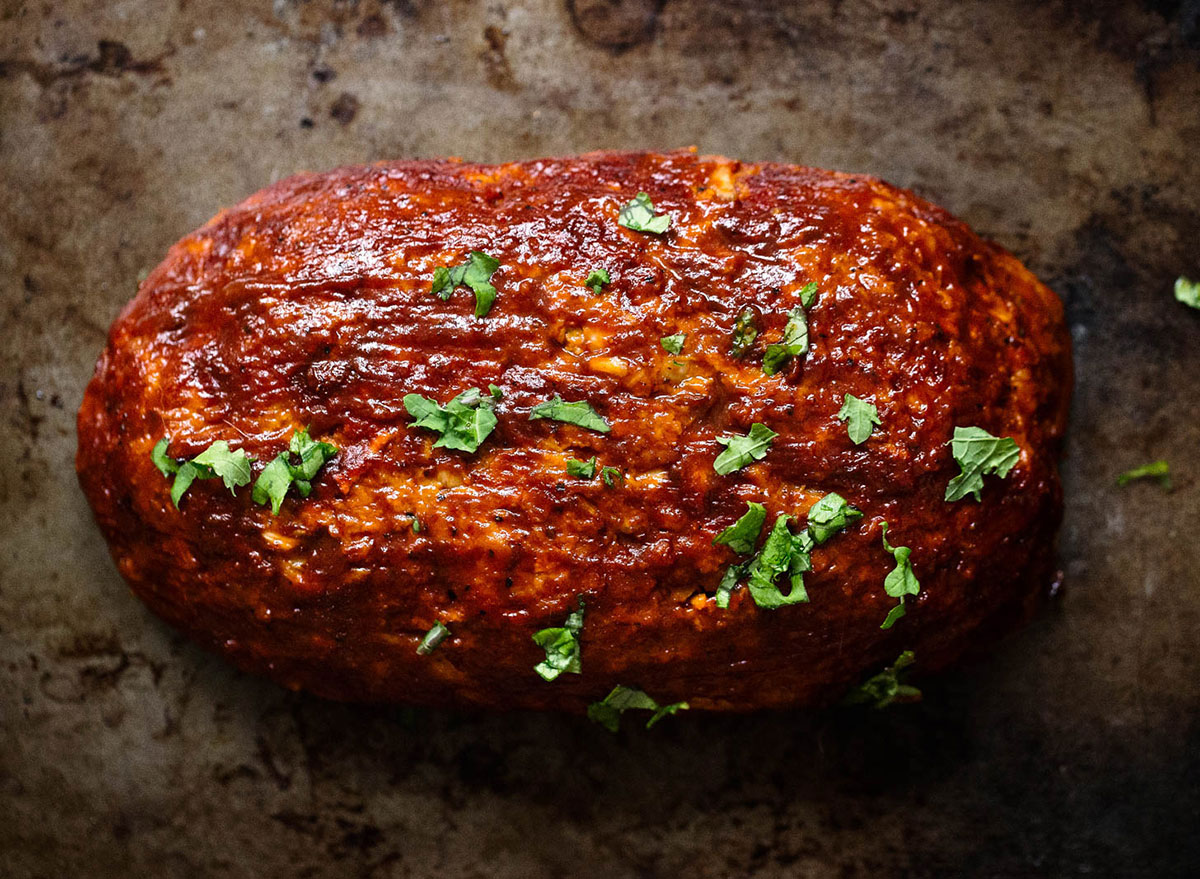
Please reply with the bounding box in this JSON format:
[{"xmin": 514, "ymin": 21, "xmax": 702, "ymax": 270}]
[{"xmin": 76, "ymin": 149, "xmax": 1072, "ymax": 715}]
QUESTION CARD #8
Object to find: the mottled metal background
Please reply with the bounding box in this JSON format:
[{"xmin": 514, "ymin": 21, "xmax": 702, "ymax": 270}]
[{"xmin": 2, "ymin": 1, "xmax": 1198, "ymax": 876}]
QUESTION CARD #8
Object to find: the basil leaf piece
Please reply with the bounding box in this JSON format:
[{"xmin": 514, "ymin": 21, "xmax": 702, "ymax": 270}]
[
  {"xmin": 745, "ymin": 515, "xmax": 812, "ymax": 608},
  {"xmin": 714, "ymin": 423, "xmax": 777, "ymax": 475},
  {"xmin": 430, "ymin": 251, "xmax": 501, "ymax": 317},
  {"xmin": 1116, "ymin": 459, "xmax": 1171, "ymax": 489},
  {"xmin": 585, "ymin": 268, "xmax": 610, "ymax": 295},
  {"xmin": 567, "ymin": 457, "xmax": 597, "ymax": 479},
  {"xmin": 762, "ymin": 306, "xmax": 808, "ymax": 375},
  {"xmin": 730, "ymin": 307, "xmax": 758, "ymax": 358},
  {"xmin": 417, "ymin": 621, "xmax": 450, "ymax": 656},
  {"xmin": 805, "ymin": 492, "xmax": 863, "ymax": 544},
  {"xmin": 945, "ymin": 426, "xmax": 1020, "ymax": 502},
  {"xmin": 532, "ymin": 598, "xmax": 585, "ymax": 681},
  {"xmin": 843, "ymin": 650, "xmax": 921, "ymax": 709},
  {"xmin": 404, "ymin": 388, "xmax": 498, "ymax": 453},
  {"xmin": 529, "ymin": 395, "xmax": 611, "ymax": 433},
  {"xmin": 837, "ymin": 394, "xmax": 882, "ymax": 444},
  {"xmin": 587, "ymin": 685, "xmax": 689, "ymax": 732},
  {"xmin": 660, "ymin": 333, "xmax": 686, "ymax": 354},
  {"xmin": 600, "ymin": 466, "xmax": 623, "ymax": 487},
  {"xmin": 1176, "ymin": 276, "xmax": 1200, "ymax": 310},
  {"xmin": 879, "ymin": 522, "xmax": 920, "ymax": 630},
  {"xmin": 250, "ymin": 427, "xmax": 338, "ymax": 515},
  {"xmin": 617, "ymin": 192, "xmax": 671, "ymax": 234},
  {"xmin": 712, "ymin": 502, "xmax": 766, "ymax": 555}
]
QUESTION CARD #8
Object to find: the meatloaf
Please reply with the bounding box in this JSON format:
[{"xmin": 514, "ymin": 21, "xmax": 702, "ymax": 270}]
[{"xmin": 76, "ymin": 149, "xmax": 1072, "ymax": 714}]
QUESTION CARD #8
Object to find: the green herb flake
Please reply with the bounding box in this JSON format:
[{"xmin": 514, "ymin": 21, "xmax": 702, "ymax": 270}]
[
  {"xmin": 488, "ymin": 384, "xmax": 504, "ymax": 400},
  {"xmin": 567, "ymin": 456, "xmax": 598, "ymax": 479},
  {"xmin": 730, "ymin": 307, "xmax": 758, "ymax": 358},
  {"xmin": 404, "ymin": 388, "xmax": 498, "ymax": 453},
  {"xmin": 152, "ymin": 438, "xmax": 254, "ymax": 508},
  {"xmin": 799, "ymin": 281, "xmax": 818, "ymax": 308},
  {"xmin": 1176, "ymin": 276, "xmax": 1200, "ymax": 310},
  {"xmin": 529, "ymin": 395, "xmax": 611, "ymax": 433},
  {"xmin": 879, "ymin": 522, "xmax": 920, "ymax": 630},
  {"xmin": 837, "ymin": 394, "xmax": 882, "ymax": 444},
  {"xmin": 714, "ymin": 423, "xmax": 778, "ymax": 475},
  {"xmin": 843, "ymin": 650, "xmax": 921, "ymax": 709},
  {"xmin": 587, "ymin": 685, "xmax": 689, "ymax": 733},
  {"xmin": 416, "ymin": 621, "xmax": 450, "ymax": 656},
  {"xmin": 1116, "ymin": 459, "xmax": 1171, "ymax": 489},
  {"xmin": 617, "ymin": 192, "xmax": 671, "ymax": 234},
  {"xmin": 762, "ymin": 307, "xmax": 808, "ymax": 375},
  {"xmin": 945, "ymin": 426, "xmax": 1021, "ymax": 502},
  {"xmin": 532, "ymin": 598, "xmax": 585, "ymax": 682},
  {"xmin": 600, "ymin": 466, "xmax": 623, "ymax": 487},
  {"xmin": 660, "ymin": 333, "xmax": 686, "ymax": 354},
  {"xmin": 712, "ymin": 501, "xmax": 767, "ymax": 555},
  {"xmin": 250, "ymin": 427, "xmax": 338, "ymax": 515},
  {"xmin": 430, "ymin": 251, "xmax": 502, "ymax": 317},
  {"xmin": 585, "ymin": 268, "xmax": 611, "ymax": 295},
  {"xmin": 745, "ymin": 515, "xmax": 813, "ymax": 608},
  {"xmin": 806, "ymin": 492, "xmax": 863, "ymax": 544}
]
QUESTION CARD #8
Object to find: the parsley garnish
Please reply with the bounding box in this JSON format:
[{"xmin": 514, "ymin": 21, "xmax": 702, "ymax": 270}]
[
  {"xmin": 251, "ymin": 427, "xmax": 338, "ymax": 515},
  {"xmin": 761, "ymin": 283, "xmax": 818, "ymax": 375},
  {"xmin": 713, "ymin": 501, "xmax": 767, "ymax": 555},
  {"xmin": 600, "ymin": 466, "xmax": 623, "ymax": 486},
  {"xmin": 529, "ymin": 395, "xmax": 611, "ymax": 433},
  {"xmin": 713, "ymin": 423, "xmax": 777, "ymax": 475},
  {"xmin": 152, "ymin": 438, "xmax": 253, "ymax": 508},
  {"xmin": 488, "ymin": 384, "xmax": 504, "ymax": 400},
  {"xmin": 431, "ymin": 251, "xmax": 501, "ymax": 318},
  {"xmin": 837, "ymin": 394, "xmax": 881, "ymax": 444},
  {"xmin": 1116, "ymin": 459, "xmax": 1171, "ymax": 490},
  {"xmin": 730, "ymin": 307, "xmax": 758, "ymax": 358},
  {"xmin": 416, "ymin": 621, "xmax": 450, "ymax": 655},
  {"xmin": 806, "ymin": 492, "xmax": 863, "ymax": 544},
  {"xmin": 585, "ymin": 268, "xmax": 610, "ymax": 294},
  {"xmin": 587, "ymin": 685, "xmax": 689, "ymax": 732},
  {"xmin": 745, "ymin": 515, "xmax": 813, "ymax": 608},
  {"xmin": 617, "ymin": 192, "xmax": 671, "ymax": 234},
  {"xmin": 660, "ymin": 333, "xmax": 686, "ymax": 354},
  {"xmin": 567, "ymin": 456, "xmax": 597, "ymax": 479},
  {"xmin": 879, "ymin": 522, "xmax": 920, "ymax": 629},
  {"xmin": 1176, "ymin": 276, "xmax": 1200, "ymax": 310},
  {"xmin": 843, "ymin": 650, "xmax": 921, "ymax": 708},
  {"xmin": 532, "ymin": 598, "xmax": 585, "ymax": 681},
  {"xmin": 404, "ymin": 388, "xmax": 498, "ymax": 453},
  {"xmin": 945, "ymin": 426, "xmax": 1020, "ymax": 502}
]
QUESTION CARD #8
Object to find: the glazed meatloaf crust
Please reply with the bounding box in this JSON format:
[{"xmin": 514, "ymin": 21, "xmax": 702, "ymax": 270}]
[{"xmin": 77, "ymin": 150, "xmax": 1071, "ymax": 713}]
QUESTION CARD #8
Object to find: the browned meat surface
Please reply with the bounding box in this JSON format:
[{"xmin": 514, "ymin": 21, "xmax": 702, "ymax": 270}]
[{"xmin": 76, "ymin": 150, "xmax": 1072, "ymax": 712}]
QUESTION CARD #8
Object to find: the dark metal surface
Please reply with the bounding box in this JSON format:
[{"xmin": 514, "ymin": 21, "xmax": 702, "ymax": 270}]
[{"xmin": 2, "ymin": 1, "xmax": 1198, "ymax": 876}]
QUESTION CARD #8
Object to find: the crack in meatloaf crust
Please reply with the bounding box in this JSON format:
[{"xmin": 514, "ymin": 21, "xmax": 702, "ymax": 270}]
[{"xmin": 76, "ymin": 149, "xmax": 1072, "ymax": 713}]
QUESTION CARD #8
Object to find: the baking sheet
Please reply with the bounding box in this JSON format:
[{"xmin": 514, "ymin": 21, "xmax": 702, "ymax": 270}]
[{"xmin": 2, "ymin": 1, "xmax": 1198, "ymax": 876}]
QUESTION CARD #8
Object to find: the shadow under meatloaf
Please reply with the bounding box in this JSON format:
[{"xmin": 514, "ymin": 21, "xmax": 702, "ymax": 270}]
[{"xmin": 75, "ymin": 149, "xmax": 1072, "ymax": 713}]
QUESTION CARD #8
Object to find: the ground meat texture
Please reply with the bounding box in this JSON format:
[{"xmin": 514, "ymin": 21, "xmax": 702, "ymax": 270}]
[{"xmin": 76, "ymin": 150, "xmax": 1072, "ymax": 712}]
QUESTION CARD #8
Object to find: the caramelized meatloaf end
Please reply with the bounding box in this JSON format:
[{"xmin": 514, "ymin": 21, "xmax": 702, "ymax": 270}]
[{"xmin": 76, "ymin": 150, "xmax": 1072, "ymax": 712}]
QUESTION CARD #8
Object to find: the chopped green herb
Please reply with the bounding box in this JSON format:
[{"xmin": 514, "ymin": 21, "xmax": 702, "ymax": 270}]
[
  {"xmin": 529, "ymin": 395, "xmax": 611, "ymax": 433},
  {"xmin": 411, "ymin": 515, "xmax": 422, "ymax": 533},
  {"xmin": 567, "ymin": 457, "xmax": 598, "ymax": 479},
  {"xmin": 730, "ymin": 307, "xmax": 758, "ymax": 358},
  {"xmin": 417, "ymin": 621, "xmax": 450, "ymax": 655},
  {"xmin": 843, "ymin": 650, "xmax": 921, "ymax": 708},
  {"xmin": 587, "ymin": 685, "xmax": 689, "ymax": 732},
  {"xmin": 404, "ymin": 388, "xmax": 498, "ymax": 453},
  {"xmin": 251, "ymin": 427, "xmax": 338, "ymax": 515},
  {"xmin": 617, "ymin": 192, "xmax": 671, "ymax": 234},
  {"xmin": 712, "ymin": 501, "xmax": 766, "ymax": 555},
  {"xmin": 714, "ymin": 423, "xmax": 777, "ymax": 475},
  {"xmin": 745, "ymin": 515, "xmax": 812, "ymax": 608},
  {"xmin": 799, "ymin": 281, "xmax": 818, "ymax": 308},
  {"xmin": 715, "ymin": 560, "xmax": 749, "ymax": 609},
  {"xmin": 532, "ymin": 598, "xmax": 585, "ymax": 682},
  {"xmin": 879, "ymin": 522, "xmax": 920, "ymax": 630},
  {"xmin": 806, "ymin": 492, "xmax": 863, "ymax": 544},
  {"xmin": 585, "ymin": 268, "xmax": 611, "ymax": 295},
  {"xmin": 151, "ymin": 438, "xmax": 254, "ymax": 508},
  {"xmin": 660, "ymin": 333, "xmax": 686, "ymax": 354},
  {"xmin": 488, "ymin": 384, "xmax": 504, "ymax": 400},
  {"xmin": 600, "ymin": 466, "xmax": 623, "ymax": 487},
  {"xmin": 1176, "ymin": 276, "xmax": 1200, "ymax": 310},
  {"xmin": 762, "ymin": 307, "xmax": 808, "ymax": 375},
  {"xmin": 430, "ymin": 251, "xmax": 502, "ymax": 318},
  {"xmin": 837, "ymin": 394, "xmax": 882, "ymax": 444},
  {"xmin": 1116, "ymin": 459, "xmax": 1172, "ymax": 489},
  {"xmin": 945, "ymin": 426, "xmax": 1020, "ymax": 502}
]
